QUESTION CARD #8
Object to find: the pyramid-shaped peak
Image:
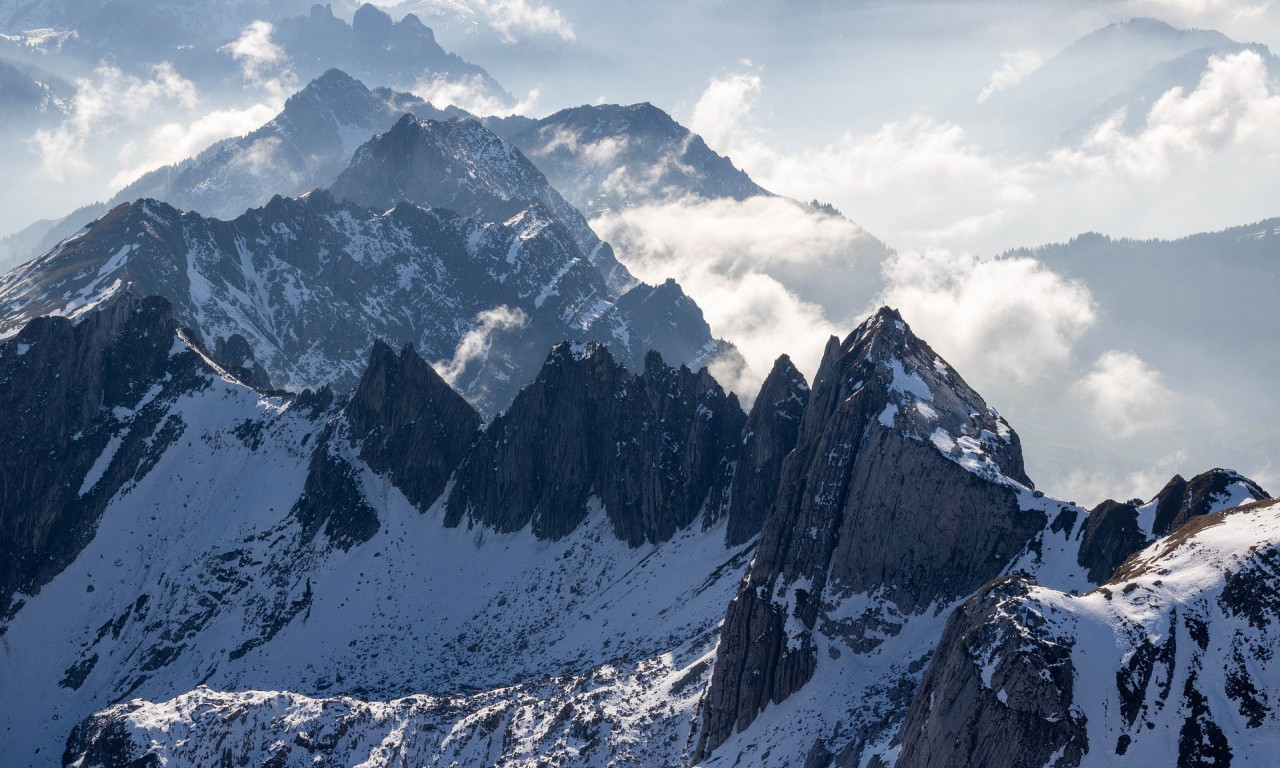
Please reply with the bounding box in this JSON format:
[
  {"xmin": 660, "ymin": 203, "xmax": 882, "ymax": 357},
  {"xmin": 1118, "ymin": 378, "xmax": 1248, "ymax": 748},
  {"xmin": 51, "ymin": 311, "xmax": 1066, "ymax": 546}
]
[{"xmin": 805, "ymin": 306, "xmax": 1032, "ymax": 489}]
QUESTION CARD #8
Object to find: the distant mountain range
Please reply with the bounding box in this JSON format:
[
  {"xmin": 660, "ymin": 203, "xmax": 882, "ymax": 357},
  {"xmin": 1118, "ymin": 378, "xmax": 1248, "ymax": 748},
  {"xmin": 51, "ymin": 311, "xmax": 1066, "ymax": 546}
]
[
  {"xmin": 977, "ymin": 17, "xmax": 1280, "ymax": 149},
  {"xmin": 0, "ymin": 112, "xmax": 733, "ymax": 414}
]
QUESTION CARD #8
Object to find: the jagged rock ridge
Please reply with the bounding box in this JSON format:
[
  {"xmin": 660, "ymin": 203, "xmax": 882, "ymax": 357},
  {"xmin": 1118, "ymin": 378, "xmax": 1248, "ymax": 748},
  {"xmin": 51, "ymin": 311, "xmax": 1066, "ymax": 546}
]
[{"xmin": 0, "ymin": 182, "xmax": 726, "ymax": 414}]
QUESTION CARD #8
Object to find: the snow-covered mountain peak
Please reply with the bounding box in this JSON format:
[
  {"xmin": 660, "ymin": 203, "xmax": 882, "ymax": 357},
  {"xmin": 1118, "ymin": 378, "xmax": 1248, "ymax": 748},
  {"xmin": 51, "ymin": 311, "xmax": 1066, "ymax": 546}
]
[
  {"xmin": 808, "ymin": 305, "xmax": 1030, "ymax": 490},
  {"xmin": 328, "ymin": 111, "xmax": 635, "ymax": 291}
]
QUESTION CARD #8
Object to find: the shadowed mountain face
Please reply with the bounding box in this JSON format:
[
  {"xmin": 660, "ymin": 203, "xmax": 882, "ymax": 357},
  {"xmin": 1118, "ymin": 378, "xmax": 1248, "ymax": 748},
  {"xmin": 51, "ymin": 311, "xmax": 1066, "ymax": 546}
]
[
  {"xmin": 0, "ymin": 293, "xmax": 1274, "ymax": 767},
  {"xmin": 0, "ymin": 190, "xmax": 724, "ymax": 415},
  {"xmin": 496, "ymin": 102, "xmax": 770, "ymax": 214}
]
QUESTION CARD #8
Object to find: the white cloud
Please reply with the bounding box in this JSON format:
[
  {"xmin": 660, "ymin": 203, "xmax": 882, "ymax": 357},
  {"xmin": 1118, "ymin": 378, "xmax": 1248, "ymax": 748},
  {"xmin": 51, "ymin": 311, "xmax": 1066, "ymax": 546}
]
[
  {"xmin": 109, "ymin": 103, "xmax": 282, "ymax": 189},
  {"xmin": 688, "ymin": 71, "xmax": 1032, "ymax": 251},
  {"xmin": 221, "ymin": 20, "xmax": 285, "ymax": 82},
  {"xmin": 434, "ymin": 305, "xmax": 530, "ymax": 386},
  {"xmin": 977, "ymin": 49, "xmax": 1043, "ymax": 103},
  {"xmin": 1053, "ymin": 49, "xmax": 1280, "ymax": 178},
  {"xmin": 220, "ymin": 20, "xmax": 297, "ymax": 102},
  {"xmin": 28, "ymin": 62, "xmax": 199, "ymax": 181},
  {"xmin": 1059, "ymin": 449, "xmax": 1189, "ymax": 507},
  {"xmin": 877, "ymin": 250, "xmax": 1097, "ymax": 385},
  {"xmin": 592, "ymin": 195, "xmax": 884, "ymax": 395},
  {"xmin": 412, "ymin": 73, "xmax": 540, "ymax": 117},
  {"xmin": 1073, "ymin": 350, "xmax": 1176, "ymax": 439},
  {"xmin": 686, "ymin": 52, "xmax": 1280, "ymax": 256},
  {"xmin": 479, "ymin": 0, "xmax": 575, "ymax": 43}
]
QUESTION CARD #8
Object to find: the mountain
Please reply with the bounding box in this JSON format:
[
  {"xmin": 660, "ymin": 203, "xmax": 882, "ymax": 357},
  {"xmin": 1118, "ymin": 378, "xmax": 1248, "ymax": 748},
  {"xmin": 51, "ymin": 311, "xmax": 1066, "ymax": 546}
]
[
  {"xmin": 326, "ymin": 112, "xmax": 633, "ymax": 290},
  {"xmin": 0, "ymin": 292, "xmax": 799, "ymax": 762},
  {"xmin": 275, "ymin": 3, "xmax": 509, "ymax": 98},
  {"xmin": 4, "ymin": 295, "xmax": 1271, "ymax": 766},
  {"xmin": 977, "ymin": 18, "xmax": 1271, "ymax": 149},
  {"xmin": 893, "ymin": 495, "xmax": 1280, "ymax": 767},
  {"xmin": 0, "ymin": 56, "xmax": 68, "ymax": 133},
  {"xmin": 0, "ymin": 184, "xmax": 725, "ymax": 414},
  {"xmin": 493, "ymin": 102, "xmax": 770, "ymax": 215},
  {"xmin": 2, "ymin": 69, "xmax": 464, "ymax": 270}
]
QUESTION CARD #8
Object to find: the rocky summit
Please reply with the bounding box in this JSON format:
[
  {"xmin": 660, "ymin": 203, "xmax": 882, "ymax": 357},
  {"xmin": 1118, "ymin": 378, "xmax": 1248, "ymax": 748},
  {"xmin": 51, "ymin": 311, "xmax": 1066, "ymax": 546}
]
[{"xmin": 0, "ymin": 297, "xmax": 1275, "ymax": 767}]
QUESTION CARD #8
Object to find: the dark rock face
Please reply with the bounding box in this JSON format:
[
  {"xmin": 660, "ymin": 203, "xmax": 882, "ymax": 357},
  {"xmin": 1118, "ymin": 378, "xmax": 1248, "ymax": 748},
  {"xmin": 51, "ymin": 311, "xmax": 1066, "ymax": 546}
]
[
  {"xmin": 292, "ymin": 425, "xmax": 381, "ymax": 551},
  {"xmin": 445, "ymin": 342, "xmax": 746, "ymax": 546},
  {"xmin": 725, "ymin": 355, "xmax": 809, "ymax": 546},
  {"xmin": 1152, "ymin": 469, "xmax": 1269, "ymax": 536},
  {"xmin": 346, "ymin": 341, "xmax": 481, "ymax": 511},
  {"xmin": 0, "ymin": 295, "xmax": 195, "ymax": 615},
  {"xmin": 213, "ymin": 333, "xmax": 273, "ymax": 389},
  {"xmin": 892, "ymin": 578, "xmax": 1088, "ymax": 768},
  {"xmin": 1077, "ymin": 468, "xmax": 1268, "ymax": 585},
  {"xmin": 1076, "ymin": 499, "xmax": 1146, "ymax": 584},
  {"xmin": 697, "ymin": 308, "xmax": 1044, "ymax": 758}
]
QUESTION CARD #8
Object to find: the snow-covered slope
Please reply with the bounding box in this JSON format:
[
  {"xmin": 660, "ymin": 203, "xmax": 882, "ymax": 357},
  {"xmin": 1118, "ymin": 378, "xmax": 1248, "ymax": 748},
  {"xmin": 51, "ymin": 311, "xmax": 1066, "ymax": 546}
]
[
  {"xmin": 0, "ymin": 293, "xmax": 772, "ymax": 764},
  {"xmin": 6, "ymin": 299, "xmax": 1273, "ymax": 768},
  {"xmin": 327, "ymin": 112, "xmax": 634, "ymax": 291},
  {"xmin": 0, "ymin": 179, "xmax": 726, "ymax": 414},
  {"xmin": 895, "ymin": 496, "xmax": 1280, "ymax": 767}
]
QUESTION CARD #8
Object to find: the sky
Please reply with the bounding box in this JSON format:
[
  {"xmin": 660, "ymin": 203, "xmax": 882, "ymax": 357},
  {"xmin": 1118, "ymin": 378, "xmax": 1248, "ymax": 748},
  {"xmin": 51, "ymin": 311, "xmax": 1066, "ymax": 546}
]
[{"xmin": 2, "ymin": 0, "xmax": 1278, "ymax": 505}]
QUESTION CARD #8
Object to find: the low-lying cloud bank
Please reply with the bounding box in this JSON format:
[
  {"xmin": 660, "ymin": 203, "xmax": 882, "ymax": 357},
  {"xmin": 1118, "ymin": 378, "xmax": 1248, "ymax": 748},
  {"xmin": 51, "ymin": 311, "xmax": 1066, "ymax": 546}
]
[{"xmin": 689, "ymin": 50, "xmax": 1280, "ymax": 256}]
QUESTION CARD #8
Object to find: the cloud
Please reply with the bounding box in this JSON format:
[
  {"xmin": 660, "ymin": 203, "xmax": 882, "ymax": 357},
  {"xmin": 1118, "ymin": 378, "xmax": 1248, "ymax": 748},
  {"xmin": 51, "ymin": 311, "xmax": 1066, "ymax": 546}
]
[
  {"xmin": 687, "ymin": 54, "xmax": 1280, "ymax": 255},
  {"xmin": 689, "ymin": 70, "xmax": 766, "ymax": 162},
  {"xmin": 434, "ymin": 305, "xmax": 530, "ymax": 386},
  {"xmin": 221, "ymin": 20, "xmax": 285, "ymax": 82},
  {"xmin": 28, "ymin": 62, "xmax": 199, "ymax": 181},
  {"xmin": 108, "ymin": 103, "xmax": 282, "ymax": 189},
  {"xmin": 1072, "ymin": 350, "xmax": 1176, "ymax": 439},
  {"xmin": 1059, "ymin": 449, "xmax": 1189, "ymax": 507},
  {"xmin": 592, "ymin": 195, "xmax": 885, "ymax": 395},
  {"xmin": 977, "ymin": 49, "xmax": 1043, "ymax": 104},
  {"xmin": 1052, "ymin": 49, "xmax": 1280, "ymax": 178},
  {"xmin": 876, "ymin": 250, "xmax": 1097, "ymax": 386},
  {"xmin": 220, "ymin": 20, "xmax": 297, "ymax": 101},
  {"xmin": 412, "ymin": 73, "xmax": 540, "ymax": 117},
  {"xmin": 404, "ymin": 0, "xmax": 574, "ymax": 42},
  {"xmin": 479, "ymin": 0, "xmax": 575, "ymax": 43}
]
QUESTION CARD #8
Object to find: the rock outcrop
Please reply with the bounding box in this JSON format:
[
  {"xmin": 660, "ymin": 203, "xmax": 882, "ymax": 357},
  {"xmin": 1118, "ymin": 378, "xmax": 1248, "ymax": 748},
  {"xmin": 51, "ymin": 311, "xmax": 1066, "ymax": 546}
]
[
  {"xmin": 697, "ymin": 307, "xmax": 1045, "ymax": 758},
  {"xmin": 891, "ymin": 578, "xmax": 1087, "ymax": 768},
  {"xmin": 0, "ymin": 295, "xmax": 192, "ymax": 615},
  {"xmin": 346, "ymin": 340, "xmax": 481, "ymax": 511},
  {"xmin": 724, "ymin": 354, "xmax": 809, "ymax": 546},
  {"xmin": 894, "ymin": 497, "xmax": 1280, "ymax": 768},
  {"xmin": 1077, "ymin": 468, "xmax": 1269, "ymax": 584},
  {"xmin": 445, "ymin": 342, "xmax": 746, "ymax": 545}
]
